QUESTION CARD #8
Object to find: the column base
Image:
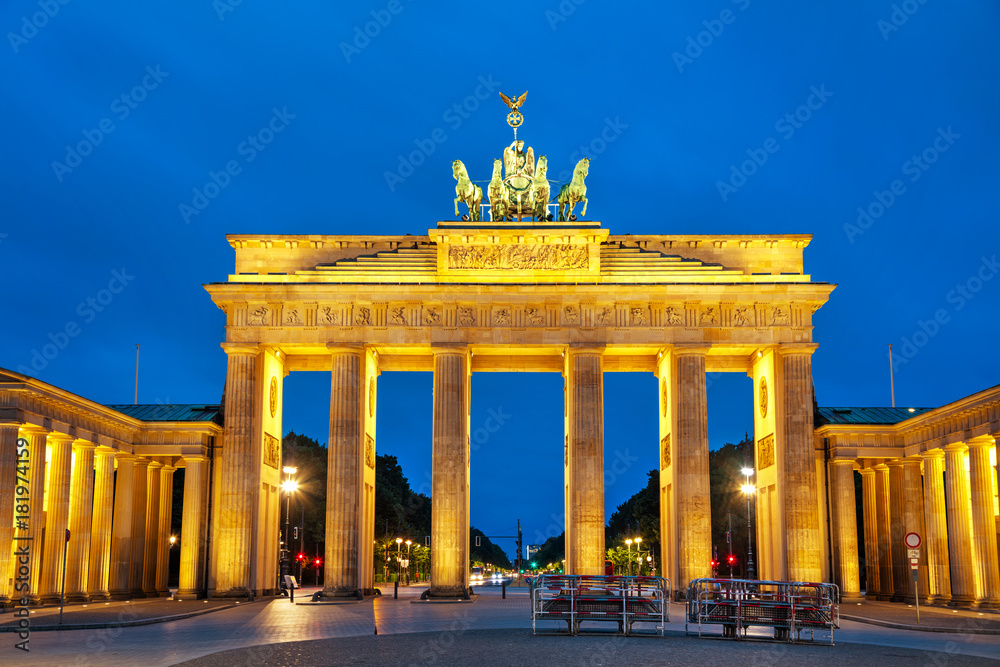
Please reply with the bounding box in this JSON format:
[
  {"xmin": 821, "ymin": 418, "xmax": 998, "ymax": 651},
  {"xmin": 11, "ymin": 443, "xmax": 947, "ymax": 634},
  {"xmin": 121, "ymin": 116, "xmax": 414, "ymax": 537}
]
[
  {"xmin": 314, "ymin": 588, "xmax": 363, "ymax": 601},
  {"xmin": 421, "ymin": 586, "xmax": 471, "ymax": 600},
  {"xmin": 949, "ymin": 595, "xmax": 976, "ymax": 608},
  {"xmin": 926, "ymin": 595, "xmax": 950, "ymax": 606},
  {"xmin": 175, "ymin": 589, "xmax": 206, "ymax": 600},
  {"xmin": 213, "ymin": 587, "xmax": 254, "ymax": 599},
  {"xmin": 974, "ymin": 599, "xmax": 1000, "ymax": 610},
  {"xmin": 841, "ymin": 592, "xmax": 864, "ymax": 602},
  {"xmin": 39, "ymin": 594, "xmax": 64, "ymax": 604},
  {"xmin": 88, "ymin": 592, "xmax": 112, "ymax": 602},
  {"xmin": 109, "ymin": 591, "xmax": 133, "ymax": 600},
  {"xmin": 64, "ymin": 593, "xmax": 91, "ymax": 603}
]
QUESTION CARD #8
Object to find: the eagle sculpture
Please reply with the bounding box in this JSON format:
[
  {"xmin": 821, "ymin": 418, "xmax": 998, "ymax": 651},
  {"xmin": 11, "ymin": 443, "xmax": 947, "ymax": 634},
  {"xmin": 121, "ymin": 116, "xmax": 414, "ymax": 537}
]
[{"xmin": 499, "ymin": 91, "xmax": 527, "ymax": 111}]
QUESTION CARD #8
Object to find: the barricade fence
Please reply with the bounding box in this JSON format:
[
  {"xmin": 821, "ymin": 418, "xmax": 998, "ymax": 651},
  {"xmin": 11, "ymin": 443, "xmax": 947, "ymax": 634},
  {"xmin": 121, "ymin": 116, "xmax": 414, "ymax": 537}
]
[
  {"xmin": 531, "ymin": 574, "xmax": 670, "ymax": 636},
  {"xmin": 685, "ymin": 578, "xmax": 839, "ymax": 645}
]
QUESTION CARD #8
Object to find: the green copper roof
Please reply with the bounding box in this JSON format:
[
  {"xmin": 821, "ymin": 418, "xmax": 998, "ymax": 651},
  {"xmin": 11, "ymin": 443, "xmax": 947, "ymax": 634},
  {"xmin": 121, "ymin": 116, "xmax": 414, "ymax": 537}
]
[
  {"xmin": 106, "ymin": 404, "xmax": 222, "ymax": 424},
  {"xmin": 816, "ymin": 406, "xmax": 933, "ymax": 426}
]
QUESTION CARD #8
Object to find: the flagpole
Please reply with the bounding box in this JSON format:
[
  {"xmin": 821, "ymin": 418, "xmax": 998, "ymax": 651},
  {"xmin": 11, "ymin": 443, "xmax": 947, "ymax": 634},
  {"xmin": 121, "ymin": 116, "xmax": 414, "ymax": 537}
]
[
  {"xmin": 134, "ymin": 344, "xmax": 140, "ymax": 405},
  {"xmin": 888, "ymin": 343, "xmax": 895, "ymax": 408}
]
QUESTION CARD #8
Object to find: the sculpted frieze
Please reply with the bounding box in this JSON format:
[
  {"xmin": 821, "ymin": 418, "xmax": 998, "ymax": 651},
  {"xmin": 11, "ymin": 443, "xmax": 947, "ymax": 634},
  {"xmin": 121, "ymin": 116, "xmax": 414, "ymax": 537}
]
[
  {"xmin": 525, "ymin": 307, "xmax": 545, "ymax": 325},
  {"xmin": 448, "ymin": 243, "xmax": 588, "ymax": 270},
  {"xmin": 664, "ymin": 307, "xmax": 683, "ymax": 326},
  {"xmin": 734, "ymin": 306, "xmax": 752, "ymax": 326},
  {"xmin": 247, "ymin": 306, "xmax": 269, "ymax": 326}
]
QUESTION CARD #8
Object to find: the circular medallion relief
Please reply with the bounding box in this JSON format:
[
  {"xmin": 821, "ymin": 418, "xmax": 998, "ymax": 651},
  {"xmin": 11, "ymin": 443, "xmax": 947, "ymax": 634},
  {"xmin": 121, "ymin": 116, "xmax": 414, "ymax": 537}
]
[
  {"xmin": 661, "ymin": 377, "xmax": 667, "ymax": 416},
  {"xmin": 368, "ymin": 377, "xmax": 375, "ymax": 417},
  {"xmin": 759, "ymin": 376, "xmax": 768, "ymax": 419},
  {"xmin": 269, "ymin": 376, "xmax": 278, "ymax": 418}
]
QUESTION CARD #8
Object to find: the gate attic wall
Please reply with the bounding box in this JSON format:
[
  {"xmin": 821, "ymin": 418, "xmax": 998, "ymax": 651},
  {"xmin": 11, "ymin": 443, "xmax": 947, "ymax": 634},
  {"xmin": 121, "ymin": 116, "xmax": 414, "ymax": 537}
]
[{"xmin": 205, "ymin": 224, "xmax": 834, "ymax": 598}]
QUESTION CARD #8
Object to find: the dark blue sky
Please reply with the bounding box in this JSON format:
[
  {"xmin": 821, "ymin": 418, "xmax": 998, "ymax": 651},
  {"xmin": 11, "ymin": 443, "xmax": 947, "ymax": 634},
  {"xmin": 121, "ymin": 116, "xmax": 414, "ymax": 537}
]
[{"xmin": 3, "ymin": 2, "xmax": 998, "ymax": 553}]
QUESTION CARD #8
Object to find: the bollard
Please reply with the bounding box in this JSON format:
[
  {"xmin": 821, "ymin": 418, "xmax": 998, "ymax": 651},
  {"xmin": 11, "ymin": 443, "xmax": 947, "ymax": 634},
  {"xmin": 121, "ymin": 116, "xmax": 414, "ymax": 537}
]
[
  {"xmin": 502, "ymin": 580, "xmax": 506, "ymax": 599},
  {"xmin": 394, "ymin": 579, "xmax": 398, "ymax": 599}
]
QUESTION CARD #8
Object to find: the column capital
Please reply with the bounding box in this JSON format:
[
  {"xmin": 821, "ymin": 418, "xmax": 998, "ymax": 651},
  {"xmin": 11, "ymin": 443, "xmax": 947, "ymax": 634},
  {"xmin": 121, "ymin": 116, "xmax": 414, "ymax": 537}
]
[
  {"xmin": 967, "ymin": 436, "xmax": 994, "ymax": 450},
  {"xmin": 830, "ymin": 457, "xmax": 857, "ymax": 466},
  {"xmin": 943, "ymin": 442, "xmax": 969, "ymax": 454},
  {"xmin": 17, "ymin": 424, "xmax": 48, "ymax": 436},
  {"xmin": 920, "ymin": 448, "xmax": 945, "ymax": 460},
  {"xmin": 181, "ymin": 454, "xmax": 208, "ymax": 464},
  {"xmin": 72, "ymin": 439, "xmax": 97, "ymax": 451},
  {"xmin": 114, "ymin": 451, "xmax": 136, "ymax": 462},
  {"xmin": 565, "ymin": 345, "xmax": 605, "ymax": 356},
  {"xmin": 777, "ymin": 343, "xmax": 819, "ymax": 356},
  {"xmin": 147, "ymin": 460, "xmax": 164, "ymax": 471},
  {"xmin": 885, "ymin": 459, "xmax": 905, "ymax": 469},
  {"xmin": 94, "ymin": 446, "xmax": 117, "ymax": 457},
  {"xmin": 858, "ymin": 466, "xmax": 876, "ymax": 477},
  {"xmin": 221, "ymin": 342, "xmax": 260, "ymax": 356},
  {"xmin": 672, "ymin": 344, "xmax": 710, "ymax": 357},
  {"xmin": 429, "ymin": 344, "xmax": 469, "ymax": 355},
  {"xmin": 326, "ymin": 343, "xmax": 366, "ymax": 356},
  {"xmin": 160, "ymin": 463, "xmax": 177, "ymax": 473},
  {"xmin": 46, "ymin": 431, "xmax": 75, "ymax": 444}
]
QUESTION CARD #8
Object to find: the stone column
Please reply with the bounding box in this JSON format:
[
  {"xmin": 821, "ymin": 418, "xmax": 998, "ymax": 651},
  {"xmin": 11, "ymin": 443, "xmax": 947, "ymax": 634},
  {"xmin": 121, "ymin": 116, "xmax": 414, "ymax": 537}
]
[
  {"xmin": 320, "ymin": 346, "xmax": 366, "ymax": 599},
  {"xmin": 874, "ymin": 463, "xmax": 893, "ymax": 600},
  {"xmin": 425, "ymin": 347, "xmax": 471, "ymax": 598},
  {"xmin": 780, "ymin": 348, "xmax": 823, "ymax": 583},
  {"xmin": 141, "ymin": 461, "xmax": 162, "ymax": 596},
  {"xmin": 214, "ymin": 344, "xmax": 259, "ymax": 598},
  {"xmin": 177, "ymin": 455, "xmax": 209, "ymax": 599},
  {"xmin": 565, "ymin": 348, "xmax": 605, "ymax": 576},
  {"xmin": 0, "ymin": 425, "xmax": 19, "ymax": 605},
  {"xmin": 155, "ymin": 465, "xmax": 175, "ymax": 597},
  {"xmin": 109, "ymin": 454, "xmax": 135, "ymax": 598},
  {"xmin": 887, "ymin": 461, "xmax": 906, "ymax": 601},
  {"xmin": 969, "ymin": 439, "xmax": 1000, "ymax": 608},
  {"xmin": 39, "ymin": 435, "xmax": 73, "ymax": 602},
  {"xmin": 65, "ymin": 441, "xmax": 96, "ymax": 602},
  {"xmin": 128, "ymin": 458, "xmax": 149, "ymax": 597},
  {"xmin": 830, "ymin": 459, "xmax": 861, "ymax": 600},
  {"xmin": 15, "ymin": 427, "xmax": 47, "ymax": 603},
  {"xmin": 901, "ymin": 457, "xmax": 929, "ymax": 603},
  {"xmin": 88, "ymin": 448, "xmax": 116, "ymax": 600},
  {"xmin": 944, "ymin": 444, "xmax": 976, "ymax": 607},
  {"xmin": 859, "ymin": 467, "xmax": 879, "ymax": 598},
  {"xmin": 674, "ymin": 348, "xmax": 711, "ymax": 593},
  {"xmin": 922, "ymin": 450, "xmax": 951, "ymax": 605}
]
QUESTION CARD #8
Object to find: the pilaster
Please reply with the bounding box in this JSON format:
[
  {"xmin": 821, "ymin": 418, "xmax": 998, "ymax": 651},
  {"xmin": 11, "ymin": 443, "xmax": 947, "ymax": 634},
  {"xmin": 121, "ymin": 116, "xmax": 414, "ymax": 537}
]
[
  {"xmin": 944, "ymin": 444, "xmax": 976, "ymax": 607},
  {"xmin": 65, "ymin": 440, "xmax": 96, "ymax": 602}
]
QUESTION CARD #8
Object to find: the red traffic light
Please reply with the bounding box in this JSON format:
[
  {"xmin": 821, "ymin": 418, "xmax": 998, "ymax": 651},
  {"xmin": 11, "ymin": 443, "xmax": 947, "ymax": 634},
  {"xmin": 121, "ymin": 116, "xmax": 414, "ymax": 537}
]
[
  {"xmin": 314, "ymin": 557, "xmax": 322, "ymax": 567},
  {"xmin": 727, "ymin": 555, "xmax": 736, "ymax": 564},
  {"xmin": 297, "ymin": 552, "xmax": 305, "ymax": 561}
]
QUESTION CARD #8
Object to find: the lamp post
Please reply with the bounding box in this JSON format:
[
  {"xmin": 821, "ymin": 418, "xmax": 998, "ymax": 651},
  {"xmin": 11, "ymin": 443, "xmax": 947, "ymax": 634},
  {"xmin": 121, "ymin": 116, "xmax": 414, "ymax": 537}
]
[
  {"xmin": 625, "ymin": 539, "xmax": 633, "ymax": 575},
  {"xmin": 281, "ymin": 466, "xmax": 298, "ymax": 594},
  {"xmin": 405, "ymin": 540, "xmax": 412, "ymax": 585},
  {"xmin": 741, "ymin": 467, "xmax": 756, "ymax": 580}
]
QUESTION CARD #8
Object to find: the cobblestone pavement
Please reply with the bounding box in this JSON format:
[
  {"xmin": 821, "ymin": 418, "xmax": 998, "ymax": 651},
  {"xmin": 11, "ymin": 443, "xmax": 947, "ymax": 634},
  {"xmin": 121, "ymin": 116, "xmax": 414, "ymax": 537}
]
[
  {"xmin": 840, "ymin": 599, "xmax": 1000, "ymax": 633},
  {"xmin": 0, "ymin": 599, "xmax": 240, "ymax": 631},
  {"xmin": 3, "ymin": 585, "xmax": 997, "ymax": 665}
]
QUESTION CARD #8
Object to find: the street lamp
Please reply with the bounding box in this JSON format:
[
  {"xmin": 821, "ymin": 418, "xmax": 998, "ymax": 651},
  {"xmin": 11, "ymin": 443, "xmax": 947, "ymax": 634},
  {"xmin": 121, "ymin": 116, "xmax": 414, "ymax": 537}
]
[
  {"xmin": 281, "ymin": 466, "xmax": 298, "ymax": 595},
  {"xmin": 741, "ymin": 466, "xmax": 756, "ymax": 580},
  {"xmin": 395, "ymin": 537, "xmax": 403, "ymax": 583},
  {"xmin": 625, "ymin": 539, "xmax": 633, "ymax": 575},
  {"xmin": 405, "ymin": 540, "xmax": 412, "ymax": 585}
]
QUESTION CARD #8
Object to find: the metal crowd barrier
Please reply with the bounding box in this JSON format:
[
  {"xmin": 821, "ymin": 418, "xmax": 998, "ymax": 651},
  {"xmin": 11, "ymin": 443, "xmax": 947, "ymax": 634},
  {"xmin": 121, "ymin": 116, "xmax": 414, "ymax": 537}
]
[
  {"xmin": 531, "ymin": 574, "xmax": 670, "ymax": 636},
  {"xmin": 686, "ymin": 578, "xmax": 839, "ymax": 644}
]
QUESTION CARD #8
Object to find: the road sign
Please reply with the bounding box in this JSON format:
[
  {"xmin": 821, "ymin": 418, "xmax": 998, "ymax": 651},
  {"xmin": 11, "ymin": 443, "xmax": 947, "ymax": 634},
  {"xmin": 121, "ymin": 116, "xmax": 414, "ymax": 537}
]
[
  {"xmin": 908, "ymin": 548, "xmax": 920, "ymax": 559},
  {"xmin": 904, "ymin": 532, "xmax": 921, "ymax": 549},
  {"xmin": 909, "ymin": 557, "xmax": 919, "ymax": 570}
]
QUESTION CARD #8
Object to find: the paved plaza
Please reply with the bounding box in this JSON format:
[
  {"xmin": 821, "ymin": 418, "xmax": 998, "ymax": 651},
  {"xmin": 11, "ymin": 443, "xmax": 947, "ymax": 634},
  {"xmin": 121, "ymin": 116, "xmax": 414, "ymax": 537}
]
[{"xmin": 3, "ymin": 585, "xmax": 998, "ymax": 666}]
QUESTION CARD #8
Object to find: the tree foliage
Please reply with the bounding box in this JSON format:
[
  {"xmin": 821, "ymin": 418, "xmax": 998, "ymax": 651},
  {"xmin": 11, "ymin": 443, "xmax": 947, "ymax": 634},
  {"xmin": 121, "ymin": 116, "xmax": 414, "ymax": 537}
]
[
  {"xmin": 470, "ymin": 527, "xmax": 513, "ymax": 569},
  {"xmin": 708, "ymin": 436, "xmax": 754, "ymax": 574},
  {"xmin": 607, "ymin": 469, "xmax": 660, "ymax": 556}
]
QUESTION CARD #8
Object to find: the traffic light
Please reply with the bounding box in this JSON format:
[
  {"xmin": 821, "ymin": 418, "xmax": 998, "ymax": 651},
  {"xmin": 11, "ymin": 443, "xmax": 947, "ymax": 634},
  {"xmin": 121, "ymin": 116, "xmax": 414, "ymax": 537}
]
[
  {"xmin": 314, "ymin": 557, "xmax": 322, "ymax": 568},
  {"xmin": 293, "ymin": 527, "xmax": 299, "ymax": 540},
  {"xmin": 711, "ymin": 559, "xmax": 717, "ymax": 569},
  {"xmin": 727, "ymin": 555, "xmax": 736, "ymax": 566},
  {"xmin": 297, "ymin": 552, "xmax": 305, "ymax": 562}
]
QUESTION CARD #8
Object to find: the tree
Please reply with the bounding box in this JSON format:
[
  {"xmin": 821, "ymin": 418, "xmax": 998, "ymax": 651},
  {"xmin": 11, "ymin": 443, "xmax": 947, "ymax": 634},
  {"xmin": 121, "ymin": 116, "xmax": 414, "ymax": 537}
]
[
  {"xmin": 708, "ymin": 436, "xmax": 754, "ymax": 575},
  {"xmin": 470, "ymin": 527, "xmax": 513, "ymax": 569},
  {"xmin": 532, "ymin": 533, "xmax": 565, "ymax": 570},
  {"xmin": 607, "ymin": 469, "xmax": 660, "ymax": 558},
  {"xmin": 282, "ymin": 431, "xmax": 328, "ymax": 547}
]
